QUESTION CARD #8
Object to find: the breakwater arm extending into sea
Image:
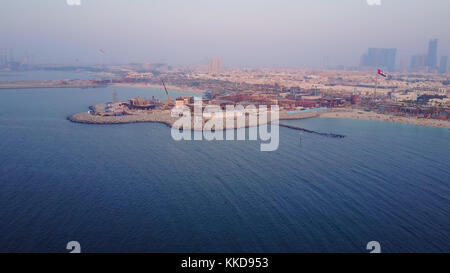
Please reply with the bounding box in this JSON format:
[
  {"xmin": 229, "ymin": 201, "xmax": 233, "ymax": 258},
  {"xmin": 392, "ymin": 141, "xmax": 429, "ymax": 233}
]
[
  {"xmin": 68, "ymin": 103, "xmax": 320, "ymax": 129},
  {"xmin": 278, "ymin": 123, "xmax": 345, "ymax": 138},
  {"xmin": 68, "ymin": 104, "xmax": 349, "ymax": 138}
]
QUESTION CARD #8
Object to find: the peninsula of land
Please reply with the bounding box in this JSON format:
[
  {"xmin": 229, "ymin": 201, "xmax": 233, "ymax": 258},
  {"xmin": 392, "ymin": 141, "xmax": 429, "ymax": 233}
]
[{"xmin": 68, "ymin": 101, "xmax": 319, "ymax": 130}]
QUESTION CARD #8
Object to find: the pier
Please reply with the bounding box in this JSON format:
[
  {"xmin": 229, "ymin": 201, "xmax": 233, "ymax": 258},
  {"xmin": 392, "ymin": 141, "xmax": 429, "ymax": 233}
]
[{"xmin": 279, "ymin": 123, "xmax": 346, "ymax": 138}]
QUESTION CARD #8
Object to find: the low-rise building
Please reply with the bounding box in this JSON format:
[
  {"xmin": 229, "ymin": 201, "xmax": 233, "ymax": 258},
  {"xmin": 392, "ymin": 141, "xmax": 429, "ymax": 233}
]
[{"xmin": 391, "ymin": 92, "xmax": 418, "ymax": 102}]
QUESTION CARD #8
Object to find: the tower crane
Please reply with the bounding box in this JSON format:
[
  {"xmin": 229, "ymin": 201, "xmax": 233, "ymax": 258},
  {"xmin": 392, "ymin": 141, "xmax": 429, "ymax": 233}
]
[{"xmin": 161, "ymin": 79, "xmax": 173, "ymax": 110}]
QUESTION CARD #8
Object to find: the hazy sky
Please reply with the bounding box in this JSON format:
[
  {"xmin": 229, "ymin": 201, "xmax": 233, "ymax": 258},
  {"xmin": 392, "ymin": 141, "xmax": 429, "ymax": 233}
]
[{"xmin": 1, "ymin": 0, "xmax": 449, "ymax": 67}]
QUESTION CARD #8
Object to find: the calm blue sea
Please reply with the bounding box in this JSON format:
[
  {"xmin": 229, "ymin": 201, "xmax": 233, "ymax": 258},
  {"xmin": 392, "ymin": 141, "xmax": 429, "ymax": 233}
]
[
  {"xmin": 0, "ymin": 83, "xmax": 449, "ymax": 253},
  {"xmin": 0, "ymin": 70, "xmax": 96, "ymax": 81}
]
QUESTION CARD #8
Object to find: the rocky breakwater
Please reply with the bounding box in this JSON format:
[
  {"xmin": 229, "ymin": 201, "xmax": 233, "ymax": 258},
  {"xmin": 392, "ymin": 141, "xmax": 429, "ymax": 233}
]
[
  {"xmin": 68, "ymin": 109, "xmax": 177, "ymax": 126},
  {"xmin": 68, "ymin": 103, "xmax": 320, "ymax": 129}
]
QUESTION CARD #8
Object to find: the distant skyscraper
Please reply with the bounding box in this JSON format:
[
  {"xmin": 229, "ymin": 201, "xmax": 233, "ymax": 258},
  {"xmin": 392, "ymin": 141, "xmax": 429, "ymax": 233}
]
[
  {"xmin": 208, "ymin": 58, "xmax": 222, "ymax": 74},
  {"xmin": 0, "ymin": 48, "xmax": 7, "ymax": 66},
  {"xmin": 410, "ymin": 54, "xmax": 427, "ymax": 72},
  {"xmin": 426, "ymin": 39, "xmax": 438, "ymax": 70},
  {"xmin": 398, "ymin": 56, "xmax": 408, "ymax": 72},
  {"xmin": 439, "ymin": 56, "xmax": 448, "ymax": 74},
  {"xmin": 361, "ymin": 48, "xmax": 397, "ymax": 71}
]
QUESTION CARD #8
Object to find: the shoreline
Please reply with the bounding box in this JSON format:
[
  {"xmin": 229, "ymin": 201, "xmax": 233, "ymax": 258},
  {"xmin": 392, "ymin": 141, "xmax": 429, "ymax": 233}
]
[
  {"xmin": 111, "ymin": 83, "xmax": 205, "ymax": 94},
  {"xmin": 68, "ymin": 104, "xmax": 319, "ymax": 129},
  {"xmin": 0, "ymin": 81, "xmax": 204, "ymax": 94},
  {"xmin": 68, "ymin": 106, "xmax": 450, "ymax": 130},
  {"xmin": 319, "ymin": 109, "xmax": 450, "ymax": 129}
]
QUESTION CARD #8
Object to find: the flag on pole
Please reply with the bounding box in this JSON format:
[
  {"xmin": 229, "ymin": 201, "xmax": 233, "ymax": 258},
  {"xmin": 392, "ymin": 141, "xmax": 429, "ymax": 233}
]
[{"xmin": 377, "ymin": 69, "xmax": 387, "ymax": 77}]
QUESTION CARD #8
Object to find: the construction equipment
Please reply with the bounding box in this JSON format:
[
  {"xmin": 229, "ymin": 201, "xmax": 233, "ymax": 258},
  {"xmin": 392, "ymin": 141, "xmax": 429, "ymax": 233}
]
[{"xmin": 161, "ymin": 79, "xmax": 173, "ymax": 109}]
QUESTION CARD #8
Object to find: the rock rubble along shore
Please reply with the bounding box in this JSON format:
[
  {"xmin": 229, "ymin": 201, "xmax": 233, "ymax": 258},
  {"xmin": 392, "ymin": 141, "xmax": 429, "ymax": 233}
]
[{"xmin": 68, "ymin": 103, "xmax": 319, "ymax": 129}]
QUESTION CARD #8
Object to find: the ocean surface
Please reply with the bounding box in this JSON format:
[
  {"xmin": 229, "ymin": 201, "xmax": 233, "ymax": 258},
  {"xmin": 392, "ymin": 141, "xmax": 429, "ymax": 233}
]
[
  {"xmin": 0, "ymin": 84, "xmax": 449, "ymax": 253},
  {"xmin": 0, "ymin": 70, "xmax": 97, "ymax": 81}
]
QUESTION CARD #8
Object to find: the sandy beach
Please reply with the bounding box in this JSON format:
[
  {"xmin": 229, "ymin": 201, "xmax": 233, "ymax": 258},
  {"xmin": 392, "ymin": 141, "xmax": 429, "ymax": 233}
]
[{"xmin": 320, "ymin": 109, "xmax": 450, "ymax": 129}]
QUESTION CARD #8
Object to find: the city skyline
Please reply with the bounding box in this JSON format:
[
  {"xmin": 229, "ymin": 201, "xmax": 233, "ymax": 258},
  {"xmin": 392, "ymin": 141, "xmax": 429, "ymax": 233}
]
[
  {"xmin": 1, "ymin": 39, "xmax": 448, "ymax": 72},
  {"xmin": 1, "ymin": 0, "xmax": 450, "ymax": 67}
]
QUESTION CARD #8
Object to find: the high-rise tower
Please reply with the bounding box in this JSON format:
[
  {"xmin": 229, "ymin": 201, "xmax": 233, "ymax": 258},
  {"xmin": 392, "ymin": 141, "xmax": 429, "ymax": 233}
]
[
  {"xmin": 426, "ymin": 39, "xmax": 438, "ymax": 70},
  {"xmin": 208, "ymin": 58, "xmax": 222, "ymax": 75},
  {"xmin": 439, "ymin": 56, "xmax": 448, "ymax": 74}
]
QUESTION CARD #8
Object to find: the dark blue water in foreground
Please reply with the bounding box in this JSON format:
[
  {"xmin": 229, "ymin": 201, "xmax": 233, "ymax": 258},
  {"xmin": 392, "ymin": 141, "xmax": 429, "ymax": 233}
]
[{"xmin": 0, "ymin": 87, "xmax": 449, "ymax": 253}]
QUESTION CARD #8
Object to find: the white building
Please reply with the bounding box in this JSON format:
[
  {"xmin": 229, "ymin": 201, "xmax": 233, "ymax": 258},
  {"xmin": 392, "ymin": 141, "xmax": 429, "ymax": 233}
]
[{"xmin": 391, "ymin": 92, "xmax": 417, "ymax": 102}]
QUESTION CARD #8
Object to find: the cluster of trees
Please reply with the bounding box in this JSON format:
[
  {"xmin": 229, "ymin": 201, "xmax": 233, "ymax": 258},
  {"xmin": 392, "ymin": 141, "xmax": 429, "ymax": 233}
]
[{"xmin": 417, "ymin": 94, "xmax": 447, "ymax": 104}]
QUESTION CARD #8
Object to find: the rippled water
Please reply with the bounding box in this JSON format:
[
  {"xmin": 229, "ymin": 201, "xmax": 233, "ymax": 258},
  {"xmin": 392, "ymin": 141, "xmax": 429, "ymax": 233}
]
[
  {"xmin": 0, "ymin": 70, "xmax": 96, "ymax": 81},
  {"xmin": 0, "ymin": 87, "xmax": 449, "ymax": 253}
]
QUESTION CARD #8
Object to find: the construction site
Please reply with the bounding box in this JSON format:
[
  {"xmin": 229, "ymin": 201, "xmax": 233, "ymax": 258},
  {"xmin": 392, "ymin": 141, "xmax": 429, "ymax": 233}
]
[{"xmin": 68, "ymin": 79, "xmax": 323, "ymax": 129}]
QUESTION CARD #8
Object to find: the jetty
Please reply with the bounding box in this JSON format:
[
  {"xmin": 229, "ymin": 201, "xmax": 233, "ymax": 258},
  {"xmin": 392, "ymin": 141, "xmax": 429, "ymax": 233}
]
[{"xmin": 279, "ymin": 123, "xmax": 345, "ymax": 138}]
